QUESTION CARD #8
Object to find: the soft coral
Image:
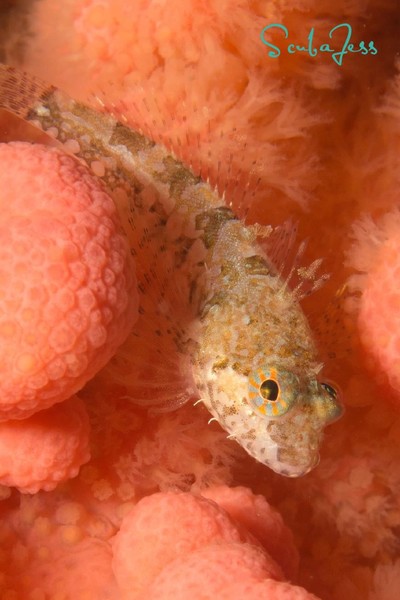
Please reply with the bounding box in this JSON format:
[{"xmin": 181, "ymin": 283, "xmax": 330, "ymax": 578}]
[{"xmin": 0, "ymin": 141, "xmax": 138, "ymax": 421}]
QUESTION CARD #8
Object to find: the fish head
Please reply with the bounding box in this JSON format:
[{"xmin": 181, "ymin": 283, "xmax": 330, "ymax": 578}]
[
  {"xmin": 195, "ymin": 259, "xmax": 344, "ymax": 477},
  {"xmin": 245, "ymin": 366, "xmax": 343, "ymax": 476},
  {"xmin": 198, "ymin": 362, "xmax": 343, "ymax": 477}
]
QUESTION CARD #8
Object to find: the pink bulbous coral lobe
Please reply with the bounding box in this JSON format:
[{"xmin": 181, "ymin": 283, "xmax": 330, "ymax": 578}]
[
  {"xmin": 0, "ymin": 485, "xmax": 313, "ymax": 599},
  {"xmin": 0, "ymin": 141, "xmax": 138, "ymax": 420},
  {"xmin": 3, "ymin": 499, "xmax": 117, "ymax": 600},
  {"xmin": 202, "ymin": 485, "xmax": 299, "ymax": 580},
  {"xmin": 144, "ymin": 551, "xmax": 320, "ymax": 600},
  {"xmin": 0, "ymin": 395, "xmax": 90, "ymax": 493},
  {"xmin": 111, "ymin": 490, "xmax": 320, "ymax": 600},
  {"xmin": 112, "ymin": 491, "xmax": 254, "ymax": 597}
]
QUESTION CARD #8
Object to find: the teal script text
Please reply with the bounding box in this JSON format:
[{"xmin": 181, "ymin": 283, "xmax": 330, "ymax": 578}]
[{"xmin": 260, "ymin": 23, "xmax": 378, "ymax": 66}]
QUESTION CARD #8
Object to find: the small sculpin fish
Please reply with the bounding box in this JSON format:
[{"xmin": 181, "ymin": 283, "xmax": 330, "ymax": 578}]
[{"xmin": 0, "ymin": 64, "xmax": 343, "ymax": 477}]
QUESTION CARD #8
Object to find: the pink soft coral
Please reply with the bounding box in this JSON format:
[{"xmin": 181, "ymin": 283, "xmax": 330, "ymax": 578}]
[
  {"xmin": 112, "ymin": 490, "xmax": 318, "ymax": 600},
  {"xmin": 345, "ymin": 63, "xmax": 400, "ymax": 399},
  {"xmin": 203, "ymin": 485, "xmax": 299, "ymax": 580},
  {"xmin": 21, "ymin": 0, "xmax": 325, "ymax": 213},
  {"xmin": 112, "ymin": 491, "xmax": 251, "ymax": 597},
  {"xmin": 0, "ymin": 141, "xmax": 138, "ymax": 420},
  {"xmin": 143, "ymin": 544, "xmax": 318, "ymax": 600},
  {"xmin": 347, "ymin": 211, "xmax": 400, "ymax": 396},
  {"xmin": 0, "ymin": 485, "xmax": 315, "ymax": 598},
  {"xmin": 0, "ymin": 395, "xmax": 90, "ymax": 493},
  {"xmin": 1, "ymin": 3, "xmax": 400, "ymax": 600}
]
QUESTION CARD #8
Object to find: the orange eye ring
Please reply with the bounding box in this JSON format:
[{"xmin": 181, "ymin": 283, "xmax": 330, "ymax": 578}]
[{"xmin": 248, "ymin": 367, "xmax": 298, "ymax": 417}]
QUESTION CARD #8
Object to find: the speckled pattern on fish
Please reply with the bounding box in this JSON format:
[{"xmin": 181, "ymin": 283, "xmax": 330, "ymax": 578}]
[{"xmin": 0, "ymin": 64, "xmax": 343, "ymax": 476}]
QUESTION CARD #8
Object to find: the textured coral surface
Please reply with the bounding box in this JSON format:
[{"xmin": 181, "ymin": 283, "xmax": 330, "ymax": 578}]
[
  {"xmin": 0, "ymin": 395, "xmax": 90, "ymax": 493},
  {"xmin": 0, "ymin": 142, "xmax": 138, "ymax": 421},
  {"xmin": 0, "ymin": 1, "xmax": 400, "ymax": 599}
]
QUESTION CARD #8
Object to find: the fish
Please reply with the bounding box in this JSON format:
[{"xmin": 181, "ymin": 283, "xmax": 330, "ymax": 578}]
[{"xmin": 0, "ymin": 64, "xmax": 343, "ymax": 477}]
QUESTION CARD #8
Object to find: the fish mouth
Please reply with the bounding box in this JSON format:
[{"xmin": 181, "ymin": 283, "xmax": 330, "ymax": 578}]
[
  {"xmin": 273, "ymin": 426, "xmax": 322, "ymax": 477},
  {"xmin": 271, "ymin": 450, "xmax": 320, "ymax": 478}
]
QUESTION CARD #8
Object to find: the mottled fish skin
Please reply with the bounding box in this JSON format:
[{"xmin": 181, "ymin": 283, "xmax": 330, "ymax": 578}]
[{"xmin": 0, "ymin": 64, "xmax": 343, "ymax": 477}]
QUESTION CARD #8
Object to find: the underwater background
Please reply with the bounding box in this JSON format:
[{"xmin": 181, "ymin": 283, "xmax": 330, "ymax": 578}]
[{"xmin": 0, "ymin": 0, "xmax": 400, "ymax": 598}]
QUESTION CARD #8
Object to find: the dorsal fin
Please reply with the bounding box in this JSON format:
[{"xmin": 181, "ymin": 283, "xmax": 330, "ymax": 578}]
[{"xmin": 257, "ymin": 219, "xmax": 329, "ymax": 300}]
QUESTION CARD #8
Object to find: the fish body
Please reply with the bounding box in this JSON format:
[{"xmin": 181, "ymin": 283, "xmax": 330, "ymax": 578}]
[{"xmin": 0, "ymin": 65, "xmax": 342, "ymax": 476}]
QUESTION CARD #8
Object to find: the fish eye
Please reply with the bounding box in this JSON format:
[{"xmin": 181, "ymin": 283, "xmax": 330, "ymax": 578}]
[
  {"xmin": 260, "ymin": 379, "xmax": 279, "ymax": 401},
  {"xmin": 248, "ymin": 367, "xmax": 298, "ymax": 418},
  {"xmin": 318, "ymin": 380, "xmax": 344, "ymax": 422},
  {"xmin": 320, "ymin": 381, "xmax": 338, "ymax": 400}
]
